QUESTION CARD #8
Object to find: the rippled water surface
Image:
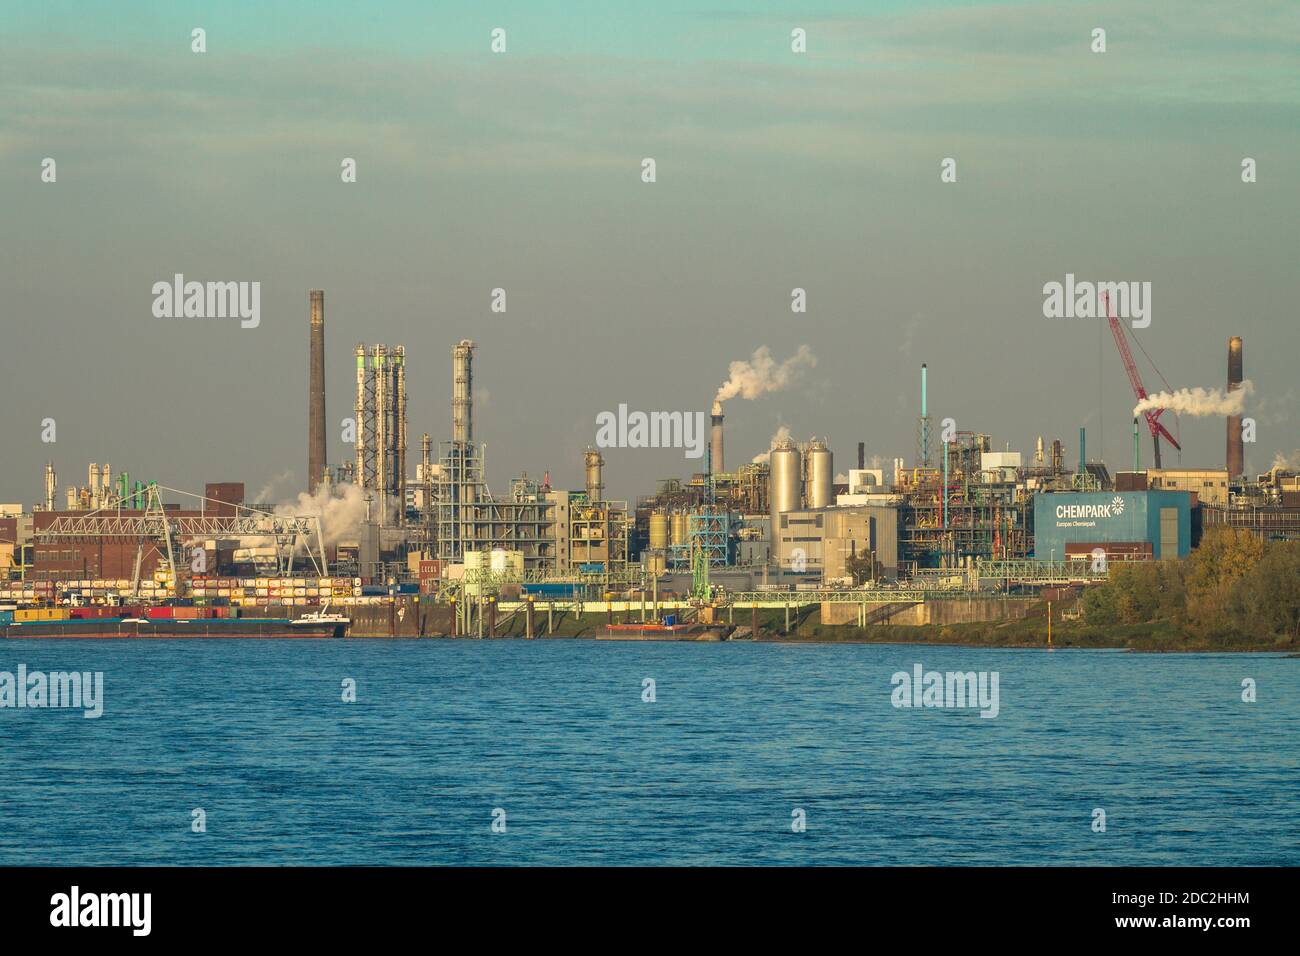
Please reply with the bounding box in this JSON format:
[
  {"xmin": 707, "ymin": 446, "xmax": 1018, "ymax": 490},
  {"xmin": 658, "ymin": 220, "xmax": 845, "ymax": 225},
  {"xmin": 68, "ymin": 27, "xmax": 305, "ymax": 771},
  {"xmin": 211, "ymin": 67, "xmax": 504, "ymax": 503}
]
[{"xmin": 1, "ymin": 640, "xmax": 1296, "ymax": 865}]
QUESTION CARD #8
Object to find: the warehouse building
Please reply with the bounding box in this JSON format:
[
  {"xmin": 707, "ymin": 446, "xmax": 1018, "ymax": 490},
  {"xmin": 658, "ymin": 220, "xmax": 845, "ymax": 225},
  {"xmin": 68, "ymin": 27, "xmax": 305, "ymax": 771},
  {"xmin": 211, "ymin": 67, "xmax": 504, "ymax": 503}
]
[
  {"xmin": 773, "ymin": 505, "xmax": 901, "ymax": 581},
  {"xmin": 1033, "ymin": 490, "xmax": 1192, "ymax": 561}
]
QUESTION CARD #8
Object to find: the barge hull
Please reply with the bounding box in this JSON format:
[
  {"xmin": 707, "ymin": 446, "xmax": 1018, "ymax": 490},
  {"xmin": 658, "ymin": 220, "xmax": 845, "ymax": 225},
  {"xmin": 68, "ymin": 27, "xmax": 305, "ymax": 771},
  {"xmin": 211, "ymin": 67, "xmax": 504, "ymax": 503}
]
[{"xmin": 4, "ymin": 620, "xmax": 343, "ymax": 639}]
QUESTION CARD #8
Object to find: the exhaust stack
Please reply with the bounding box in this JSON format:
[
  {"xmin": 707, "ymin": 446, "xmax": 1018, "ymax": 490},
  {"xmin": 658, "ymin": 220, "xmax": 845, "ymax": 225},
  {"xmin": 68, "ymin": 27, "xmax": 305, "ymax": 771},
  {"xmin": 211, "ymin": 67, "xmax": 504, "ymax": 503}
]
[
  {"xmin": 585, "ymin": 449, "xmax": 604, "ymax": 502},
  {"xmin": 710, "ymin": 401, "xmax": 725, "ymax": 474},
  {"xmin": 394, "ymin": 345, "xmax": 407, "ymax": 523},
  {"xmin": 308, "ymin": 290, "xmax": 327, "ymax": 493},
  {"xmin": 1227, "ymin": 336, "xmax": 1244, "ymax": 478},
  {"xmin": 354, "ymin": 344, "xmax": 368, "ymax": 488},
  {"xmin": 452, "ymin": 340, "xmax": 475, "ymax": 444}
]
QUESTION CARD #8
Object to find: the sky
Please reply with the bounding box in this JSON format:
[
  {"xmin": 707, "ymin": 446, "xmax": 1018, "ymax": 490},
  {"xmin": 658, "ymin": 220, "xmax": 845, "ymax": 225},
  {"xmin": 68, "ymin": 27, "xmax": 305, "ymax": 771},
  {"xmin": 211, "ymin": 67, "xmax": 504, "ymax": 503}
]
[{"xmin": 2, "ymin": 0, "xmax": 1298, "ymax": 506}]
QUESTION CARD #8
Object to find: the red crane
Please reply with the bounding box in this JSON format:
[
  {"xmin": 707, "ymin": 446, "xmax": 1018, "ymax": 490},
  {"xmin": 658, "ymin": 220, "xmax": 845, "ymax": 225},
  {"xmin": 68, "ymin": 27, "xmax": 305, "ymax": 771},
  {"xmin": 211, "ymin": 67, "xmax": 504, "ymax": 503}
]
[{"xmin": 1104, "ymin": 291, "xmax": 1179, "ymax": 469}]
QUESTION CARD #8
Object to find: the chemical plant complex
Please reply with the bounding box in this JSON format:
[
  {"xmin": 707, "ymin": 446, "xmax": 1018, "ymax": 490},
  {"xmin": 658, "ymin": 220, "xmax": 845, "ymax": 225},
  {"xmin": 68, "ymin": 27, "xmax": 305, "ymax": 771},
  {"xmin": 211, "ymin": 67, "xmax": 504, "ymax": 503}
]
[{"xmin": 3, "ymin": 292, "xmax": 1298, "ymax": 638}]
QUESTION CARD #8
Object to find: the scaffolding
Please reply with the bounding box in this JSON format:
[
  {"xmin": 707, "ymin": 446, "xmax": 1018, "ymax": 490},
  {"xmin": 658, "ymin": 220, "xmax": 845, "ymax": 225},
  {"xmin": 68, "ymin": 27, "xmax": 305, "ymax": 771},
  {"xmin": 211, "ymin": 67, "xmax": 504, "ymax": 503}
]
[
  {"xmin": 670, "ymin": 509, "xmax": 731, "ymax": 568},
  {"xmin": 570, "ymin": 496, "xmax": 630, "ymax": 575},
  {"xmin": 353, "ymin": 343, "xmax": 407, "ymax": 523}
]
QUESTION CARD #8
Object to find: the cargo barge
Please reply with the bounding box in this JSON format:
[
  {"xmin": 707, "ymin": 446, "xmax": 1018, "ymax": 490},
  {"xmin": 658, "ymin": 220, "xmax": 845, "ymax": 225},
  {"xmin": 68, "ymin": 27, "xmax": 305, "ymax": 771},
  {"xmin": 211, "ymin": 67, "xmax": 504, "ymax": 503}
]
[
  {"xmin": 600, "ymin": 622, "xmax": 733, "ymax": 642},
  {"xmin": 4, "ymin": 617, "xmax": 346, "ymax": 639}
]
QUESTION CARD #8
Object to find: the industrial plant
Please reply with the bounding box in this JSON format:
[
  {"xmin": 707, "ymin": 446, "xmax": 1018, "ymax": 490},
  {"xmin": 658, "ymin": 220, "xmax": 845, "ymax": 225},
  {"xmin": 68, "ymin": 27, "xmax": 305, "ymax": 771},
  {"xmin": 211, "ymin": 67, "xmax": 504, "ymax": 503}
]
[{"xmin": 3, "ymin": 289, "xmax": 1298, "ymax": 639}]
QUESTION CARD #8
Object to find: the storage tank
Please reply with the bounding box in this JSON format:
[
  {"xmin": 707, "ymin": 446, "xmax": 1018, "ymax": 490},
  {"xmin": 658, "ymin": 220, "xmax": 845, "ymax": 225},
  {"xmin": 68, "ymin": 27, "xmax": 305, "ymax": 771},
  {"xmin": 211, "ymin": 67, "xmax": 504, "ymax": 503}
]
[
  {"xmin": 769, "ymin": 439, "xmax": 802, "ymax": 526},
  {"xmin": 464, "ymin": 550, "xmax": 487, "ymax": 596},
  {"xmin": 649, "ymin": 511, "xmax": 670, "ymax": 550},
  {"xmin": 489, "ymin": 548, "xmax": 524, "ymax": 579},
  {"xmin": 670, "ymin": 512, "xmax": 687, "ymax": 547},
  {"xmin": 806, "ymin": 439, "xmax": 833, "ymax": 509}
]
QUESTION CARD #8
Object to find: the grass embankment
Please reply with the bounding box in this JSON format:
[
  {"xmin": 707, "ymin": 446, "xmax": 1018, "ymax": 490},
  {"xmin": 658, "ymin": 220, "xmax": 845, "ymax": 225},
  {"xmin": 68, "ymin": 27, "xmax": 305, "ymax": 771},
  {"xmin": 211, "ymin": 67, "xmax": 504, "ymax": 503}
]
[
  {"xmin": 754, "ymin": 598, "xmax": 1297, "ymax": 652},
  {"xmin": 464, "ymin": 591, "xmax": 1297, "ymax": 652}
]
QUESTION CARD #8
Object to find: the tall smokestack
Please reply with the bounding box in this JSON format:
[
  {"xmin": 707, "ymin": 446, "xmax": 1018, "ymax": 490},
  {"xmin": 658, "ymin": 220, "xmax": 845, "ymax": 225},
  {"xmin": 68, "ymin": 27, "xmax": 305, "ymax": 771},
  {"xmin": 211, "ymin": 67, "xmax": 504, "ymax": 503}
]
[
  {"xmin": 585, "ymin": 449, "xmax": 604, "ymax": 502},
  {"xmin": 354, "ymin": 344, "xmax": 368, "ymax": 488},
  {"xmin": 308, "ymin": 290, "xmax": 326, "ymax": 494},
  {"xmin": 44, "ymin": 462, "xmax": 56, "ymax": 511},
  {"xmin": 395, "ymin": 345, "xmax": 407, "ymax": 523},
  {"xmin": 1227, "ymin": 336, "xmax": 1244, "ymax": 478},
  {"xmin": 452, "ymin": 340, "xmax": 475, "ymax": 444},
  {"xmin": 919, "ymin": 363, "xmax": 931, "ymax": 467},
  {"xmin": 857, "ymin": 442, "xmax": 865, "ymax": 471},
  {"xmin": 373, "ymin": 344, "xmax": 388, "ymax": 517},
  {"xmin": 710, "ymin": 401, "xmax": 725, "ymax": 474}
]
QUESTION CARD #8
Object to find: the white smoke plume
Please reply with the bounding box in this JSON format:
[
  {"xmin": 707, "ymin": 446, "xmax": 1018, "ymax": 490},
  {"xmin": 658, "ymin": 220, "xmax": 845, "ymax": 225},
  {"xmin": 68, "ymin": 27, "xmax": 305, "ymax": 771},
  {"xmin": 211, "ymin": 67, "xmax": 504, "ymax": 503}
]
[
  {"xmin": 252, "ymin": 470, "xmax": 293, "ymax": 504},
  {"xmin": 715, "ymin": 345, "xmax": 816, "ymax": 404},
  {"xmin": 752, "ymin": 425, "xmax": 793, "ymax": 464},
  {"xmin": 1134, "ymin": 380, "xmax": 1254, "ymax": 418},
  {"xmin": 1270, "ymin": 449, "xmax": 1300, "ymax": 472},
  {"xmin": 275, "ymin": 482, "xmax": 370, "ymax": 547}
]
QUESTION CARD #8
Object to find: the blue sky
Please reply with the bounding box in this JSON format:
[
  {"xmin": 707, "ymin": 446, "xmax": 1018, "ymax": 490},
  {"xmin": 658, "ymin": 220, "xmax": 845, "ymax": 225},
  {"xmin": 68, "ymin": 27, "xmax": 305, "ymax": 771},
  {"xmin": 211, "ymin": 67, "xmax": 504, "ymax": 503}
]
[{"xmin": 1, "ymin": 1, "xmax": 1297, "ymax": 503}]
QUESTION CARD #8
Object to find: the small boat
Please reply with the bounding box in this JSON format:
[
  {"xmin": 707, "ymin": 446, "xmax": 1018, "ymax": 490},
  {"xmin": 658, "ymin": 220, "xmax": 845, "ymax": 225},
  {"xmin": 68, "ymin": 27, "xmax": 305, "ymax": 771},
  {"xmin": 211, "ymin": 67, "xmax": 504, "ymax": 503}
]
[{"xmin": 290, "ymin": 603, "xmax": 351, "ymax": 635}]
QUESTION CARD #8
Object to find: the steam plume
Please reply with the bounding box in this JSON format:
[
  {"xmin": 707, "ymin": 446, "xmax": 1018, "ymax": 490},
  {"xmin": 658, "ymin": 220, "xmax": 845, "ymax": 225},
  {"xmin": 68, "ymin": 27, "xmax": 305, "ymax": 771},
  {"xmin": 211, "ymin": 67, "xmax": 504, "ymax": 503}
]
[
  {"xmin": 275, "ymin": 481, "xmax": 369, "ymax": 546},
  {"xmin": 716, "ymin": 345, "xmax": 816, "ymax": 404},
  {"xmin": 752, "ymin": 425, "xmax": 793, "ymax": 464},
  {"xmin": 1134, "ymin": 380, "xmax": 1254, "ymax": 418}
]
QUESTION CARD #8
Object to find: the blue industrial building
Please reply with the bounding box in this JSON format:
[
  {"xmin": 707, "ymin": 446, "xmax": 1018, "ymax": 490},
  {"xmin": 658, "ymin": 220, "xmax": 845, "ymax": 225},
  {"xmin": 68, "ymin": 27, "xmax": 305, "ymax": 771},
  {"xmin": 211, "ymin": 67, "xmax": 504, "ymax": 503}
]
[{"xmin": 1033, "ymin": 491, "xmax": 1192, "ymax": 560}]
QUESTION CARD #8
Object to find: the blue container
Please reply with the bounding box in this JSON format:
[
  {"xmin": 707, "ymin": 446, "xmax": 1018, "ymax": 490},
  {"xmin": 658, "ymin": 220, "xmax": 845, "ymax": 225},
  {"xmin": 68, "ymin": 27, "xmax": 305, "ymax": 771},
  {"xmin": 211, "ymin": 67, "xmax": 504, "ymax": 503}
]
[
  {"xmin": 0, "ymin": 610, "xmax": 13, "ymax": 624},
  {"xmin": 664, "ymin": 615, "xmax": 676, "ymax": 626},
  {"xmin": 397, "ymin": 583, "xmax": 419, "ymax": 594},
  {"xmin": 523, "ymin": 583, "xmax": 579, "ymax": 599}
]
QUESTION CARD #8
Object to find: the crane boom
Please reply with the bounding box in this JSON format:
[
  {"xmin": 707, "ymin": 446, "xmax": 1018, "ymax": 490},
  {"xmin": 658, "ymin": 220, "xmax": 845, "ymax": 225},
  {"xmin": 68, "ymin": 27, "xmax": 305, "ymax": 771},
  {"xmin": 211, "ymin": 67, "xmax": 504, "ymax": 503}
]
[{"xmin": 1104, "ymin": 292, "xmax": 1179, "ymax": 469}]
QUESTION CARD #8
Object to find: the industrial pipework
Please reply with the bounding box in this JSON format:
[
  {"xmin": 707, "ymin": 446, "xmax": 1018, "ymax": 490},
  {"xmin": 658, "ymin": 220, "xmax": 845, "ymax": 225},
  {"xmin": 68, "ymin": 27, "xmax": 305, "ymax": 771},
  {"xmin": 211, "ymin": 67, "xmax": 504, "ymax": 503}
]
[{"xmin": 308, "ymin": 290, "xmax": 326, "ymax": 494}]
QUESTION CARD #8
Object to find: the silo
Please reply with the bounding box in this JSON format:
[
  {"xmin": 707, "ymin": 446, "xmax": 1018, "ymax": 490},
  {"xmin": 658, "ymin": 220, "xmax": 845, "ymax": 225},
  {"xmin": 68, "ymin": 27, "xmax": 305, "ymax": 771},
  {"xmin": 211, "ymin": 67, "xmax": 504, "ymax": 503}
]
[
  {"xmin": 670, "ymin": 512, "xmax": 688, "ymax": 547},
  {"xmin": 464, "ymin": 550, "xmax": 487, "ymax": 597},
  {"xmin": 807, "ymin": 439, "xmax": 833, "ymax": 509},
  {"xmin": 769, "ymin": 438, "xmax": 802, "ymax": 527},
  {"xmin": 649, "ymin": 511, "xmax": 670, "ymax": 550}
]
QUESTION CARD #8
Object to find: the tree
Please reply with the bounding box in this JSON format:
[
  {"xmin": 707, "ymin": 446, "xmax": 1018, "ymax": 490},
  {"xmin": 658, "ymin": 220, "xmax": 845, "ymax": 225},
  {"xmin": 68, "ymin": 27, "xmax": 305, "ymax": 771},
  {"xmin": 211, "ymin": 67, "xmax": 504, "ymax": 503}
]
[{"xmin": 1229, "ymin": 542, "xmax": 1300, "ymax": 642}]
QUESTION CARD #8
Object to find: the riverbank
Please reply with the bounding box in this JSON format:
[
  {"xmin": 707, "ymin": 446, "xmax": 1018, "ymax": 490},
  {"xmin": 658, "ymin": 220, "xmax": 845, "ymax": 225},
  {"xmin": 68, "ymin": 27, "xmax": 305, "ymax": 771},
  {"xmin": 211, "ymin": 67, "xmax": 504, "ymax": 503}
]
[
  {"xmin": 445, "ymin": 603, "xmax": 1295, "ymax": 651},
  {"xmin": 759, "ymin": 615, "xmax": 1297, "ymax": 652}
]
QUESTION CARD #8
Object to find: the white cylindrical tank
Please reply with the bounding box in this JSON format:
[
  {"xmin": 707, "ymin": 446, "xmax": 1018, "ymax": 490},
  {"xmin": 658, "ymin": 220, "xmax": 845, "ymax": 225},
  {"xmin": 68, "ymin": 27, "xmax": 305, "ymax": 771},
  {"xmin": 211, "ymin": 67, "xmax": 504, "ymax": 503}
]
[
  {"xmin": 807, "ymin": 439, "xmax": 833, "ymax": 509},
  {"xmin": 489, "ymin": 548, "xmax": 524, "ymax": 579},
  {"xmin": 769, "ymin": 439, "xmax": 802, "ymax": 525},
  {"xmin": 464, "ymin": 550, "xmax": 487, "ymax": 596}
]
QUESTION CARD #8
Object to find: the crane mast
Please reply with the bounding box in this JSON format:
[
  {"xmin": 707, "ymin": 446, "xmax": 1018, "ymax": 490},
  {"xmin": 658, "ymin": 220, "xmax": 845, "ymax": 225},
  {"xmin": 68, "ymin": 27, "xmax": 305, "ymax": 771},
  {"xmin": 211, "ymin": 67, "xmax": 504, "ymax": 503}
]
[{"xmin": 1104, "ymin": 292, "xmax": 1179, "ymax": 469}]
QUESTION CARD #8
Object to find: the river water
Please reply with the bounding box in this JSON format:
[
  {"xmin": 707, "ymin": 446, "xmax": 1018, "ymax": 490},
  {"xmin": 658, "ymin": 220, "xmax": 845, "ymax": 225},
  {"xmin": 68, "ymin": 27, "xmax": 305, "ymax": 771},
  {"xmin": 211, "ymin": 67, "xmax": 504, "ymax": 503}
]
[{"xmin": 1, "ymin": 639, "xmax": 1295, "ymax": 865}]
